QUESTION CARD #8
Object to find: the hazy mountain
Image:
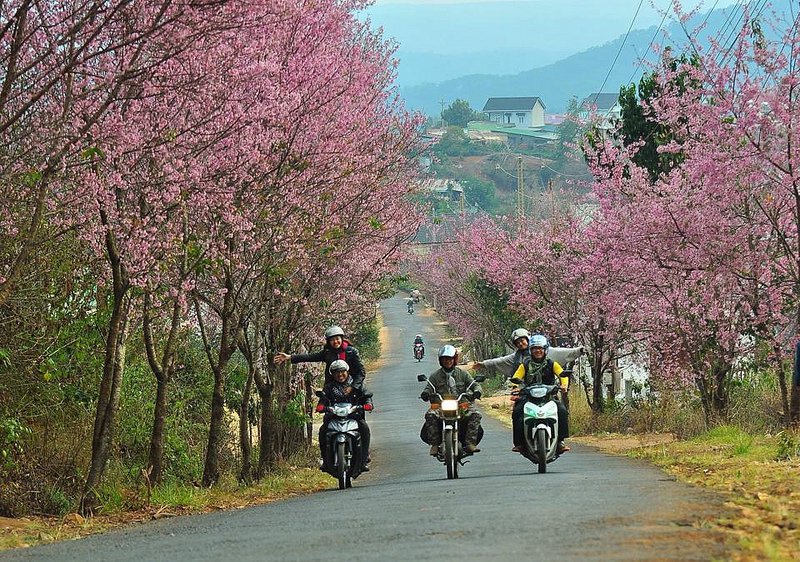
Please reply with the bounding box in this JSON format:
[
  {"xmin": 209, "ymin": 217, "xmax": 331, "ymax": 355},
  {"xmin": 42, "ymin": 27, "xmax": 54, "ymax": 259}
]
[
  {"xmin": 374, "ymin": 1, "xmax": 792, "ymax": 115},
  {"xmin": 362, "ymin": 0, "xmax": 705, "ymax": 88}
]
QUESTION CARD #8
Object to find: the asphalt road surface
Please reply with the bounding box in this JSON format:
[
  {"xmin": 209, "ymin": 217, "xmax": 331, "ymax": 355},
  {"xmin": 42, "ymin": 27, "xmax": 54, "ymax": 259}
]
[{"xmin": 3, "ymin": 295, "xmax": 732, "ymax": 561}]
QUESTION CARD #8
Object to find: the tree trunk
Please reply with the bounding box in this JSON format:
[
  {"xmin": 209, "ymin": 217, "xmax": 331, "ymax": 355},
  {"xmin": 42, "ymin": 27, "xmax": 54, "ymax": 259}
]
[
  {"xmin": 256, "ymin": 383, "xmax": 276, "ymax": 478},
  {"xmin": 238, "ymin": 368, "xmax": 254, "ymax": 484},
  {"xmin": 81, "ymin": 293, "xmax": 132, "ymax": 513},
  {"xmin": 81, "ymin": 218, "xmax": 133, "ymax": 514},
  {"xmin": 147, "ymin": 374, "xmax": 169, "ymax": 485},
  {"xmin": 202, "ymin": 366, "xmax": 226, "ymax": 487},
  {"xmin": 304, "ymin": 370, "xmax": 313, "ymax": 446}
]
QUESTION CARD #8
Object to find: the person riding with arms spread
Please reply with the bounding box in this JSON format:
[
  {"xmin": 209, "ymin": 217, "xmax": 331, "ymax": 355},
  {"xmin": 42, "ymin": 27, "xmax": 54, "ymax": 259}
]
[
  {"xmin": 420, "ymin": 345, "xmax": 483, "ymax": 456},
  {"xmin": 316, "ymin": 360, "xmax": 373, "ymax": 473},
  {"xmin": 509, "ymin": 334, "xmax": 570, "ymax": 454},
  {"xmin": 274, "ymin": 325, "xmax": 366, "ymax": 386},
  {"xmin": 275, "ymin": 325, "xmax": 370, "ymax": 465},
  {"xmin": 472, "ymin": 328, "xmax": 531, "ymax": 378}
]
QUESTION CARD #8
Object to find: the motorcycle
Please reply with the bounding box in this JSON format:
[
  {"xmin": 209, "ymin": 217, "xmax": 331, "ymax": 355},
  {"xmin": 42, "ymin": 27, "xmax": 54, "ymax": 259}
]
[
  {"xmin": 407, "ymin": 302, "xmax": 415, "ymax": 314},
  {"xmin": 417, "ymin": 373, "xmax": 485, "ymax": 479},
  {"xmin": 514, "ymin": 379, "xmax": 564, "ymax": 473},
  {"xmin": 413, "ymin": 343, "xmax": 425, "ymax": 361},
  {"xmin": 315, "ymin": 390, "xmax": 371, "ymax": 489}
]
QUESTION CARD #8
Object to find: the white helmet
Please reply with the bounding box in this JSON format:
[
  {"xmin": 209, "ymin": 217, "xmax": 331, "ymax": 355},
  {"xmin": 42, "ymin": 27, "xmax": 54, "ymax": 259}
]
[
  {"xmin": 329, "ymin": 359, "xmax": 349, "ymax": 374},
  {"xmin": 510, "ymin": 328, "xmax": 530, "ymax": 344},
  {"xmin": 324, "ymin": 325, "xmax": 345, "ymax": 339},
  {"xmin": 529, "ymin": 334, "xmax": 549, "ymax": 350}
]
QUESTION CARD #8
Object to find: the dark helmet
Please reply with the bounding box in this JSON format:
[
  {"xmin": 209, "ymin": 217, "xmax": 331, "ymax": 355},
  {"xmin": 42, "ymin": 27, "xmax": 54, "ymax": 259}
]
[{"xmin": 324, "ymin": 325, "xmax": 345, "ymax": 340}]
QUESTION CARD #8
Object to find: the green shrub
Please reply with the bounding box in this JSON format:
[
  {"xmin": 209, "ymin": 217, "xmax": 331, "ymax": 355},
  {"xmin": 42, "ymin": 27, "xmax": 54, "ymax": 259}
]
[{"xmin": 776, "ymin": 431, "xmax": 800, "ymax": 461}]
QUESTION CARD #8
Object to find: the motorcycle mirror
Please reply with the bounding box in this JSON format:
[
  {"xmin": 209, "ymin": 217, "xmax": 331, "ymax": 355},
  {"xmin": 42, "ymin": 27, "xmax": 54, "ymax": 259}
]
[
  {"xmin": 416, "ymin": 374, "xmax": 426, "ymax": 382},
  {"xmin": 363, "ymin": 392, "xmax": 374, "ymax": 398},
  {"xmin": 314, "ymin": 390, "xmax": 324, "ymax": 398},
  {"xmin": 473, "ymin": 375, "xmax": 486, "ymax": 382}
]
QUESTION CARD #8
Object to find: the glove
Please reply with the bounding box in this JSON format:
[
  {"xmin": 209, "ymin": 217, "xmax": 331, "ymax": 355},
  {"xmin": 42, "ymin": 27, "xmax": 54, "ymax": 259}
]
[
  {"xmin": 363, "ymin": 403, "xmax": 373, "ymax": 411},
  {"xmin": 315, "ymin": 403, "xmax": 326, "ymax": 413},
  {"xmin": 473, "ymin": 391, "xmax": 482, "ymax": 400},
  {"xmin": 420, "ymin": 392, "xmax": 430, "ymax": 402}
]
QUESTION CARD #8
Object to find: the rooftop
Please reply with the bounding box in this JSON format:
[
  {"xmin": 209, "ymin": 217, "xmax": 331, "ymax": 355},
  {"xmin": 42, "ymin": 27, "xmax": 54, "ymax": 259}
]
[{"xmin": 482, "ymin": 97, "xmax": 545, "ymax": 112}]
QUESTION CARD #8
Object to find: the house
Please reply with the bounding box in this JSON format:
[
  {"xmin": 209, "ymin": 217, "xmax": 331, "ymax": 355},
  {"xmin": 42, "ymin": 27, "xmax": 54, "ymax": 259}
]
[
  {"xmin": 418, "ymin": 178, "xmax": 464, "ymax": 202},
  {"xmin": 579, "ymin": 92, "xmax": 622, "ymax": 129},
  {"xmin": 482, "ymin": 97, "xmax": 546, "ymax": 128}
]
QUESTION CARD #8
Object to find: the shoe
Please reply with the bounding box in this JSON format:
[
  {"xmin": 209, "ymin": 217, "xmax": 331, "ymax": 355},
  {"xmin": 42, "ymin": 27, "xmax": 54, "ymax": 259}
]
[
  {"xmin": 366, "ymin": 455, "xmax": 372, "ymax": 464},
  {"xmin": 360, "ymin": 464, "xmax": 370, "ymax": 472},
  {"xmin": 557, "ymin": 442, "xmax": 571, "ymax": 454},
  {"xmin": 464, "ymin": 443, "xmax": 480, "ymax": 454},
  {"xmin": 429, "ymin": 445, "xmax": 440, "ymax": 456},
  {"xmin": 511, "ymin": 446, "xmax": 522, "ymax": 453}
]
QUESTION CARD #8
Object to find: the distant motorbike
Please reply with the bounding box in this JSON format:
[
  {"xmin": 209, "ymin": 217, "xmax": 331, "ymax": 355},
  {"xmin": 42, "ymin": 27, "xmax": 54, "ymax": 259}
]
[
  {"xmin": 515, "ymin": 381, "xmax": 562, "ymax": 473},
  {"xmin": 315, "ymin": 391, "xmax": 371, "ymax": 489},
  {"xmin": 417, "ymin": 374, "xmax": 485, "ymax": 479},
  {"xmin": 413, "ymin": 343, "xmax": 425, "ymax": 361},
  {"xmin": 407, "ymin": 302, "xmax": 414, "ymax": 314}
]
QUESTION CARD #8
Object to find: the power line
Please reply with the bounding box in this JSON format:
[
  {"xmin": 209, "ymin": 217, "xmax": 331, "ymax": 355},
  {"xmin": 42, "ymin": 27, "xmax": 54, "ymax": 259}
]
[{"xmin": 593, "ymin": 0, "xmax": 647, "ymax": 103}]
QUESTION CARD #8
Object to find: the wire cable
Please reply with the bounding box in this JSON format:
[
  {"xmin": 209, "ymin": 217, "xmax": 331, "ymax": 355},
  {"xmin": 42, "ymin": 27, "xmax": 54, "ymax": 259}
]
[{"xmin": 593, "ymin": 0, "xmax": 647, "ymax": 104}]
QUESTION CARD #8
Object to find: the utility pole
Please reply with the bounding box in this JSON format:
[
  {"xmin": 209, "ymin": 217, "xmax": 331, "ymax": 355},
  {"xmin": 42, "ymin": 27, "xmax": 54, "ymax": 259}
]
[
  {"xmin": 516, "ymin": 156, "xmax": 525, "ymax": 218},
  {"xmin": 439, "ymin": 99, "xmax": 447, "ymax": 128}
]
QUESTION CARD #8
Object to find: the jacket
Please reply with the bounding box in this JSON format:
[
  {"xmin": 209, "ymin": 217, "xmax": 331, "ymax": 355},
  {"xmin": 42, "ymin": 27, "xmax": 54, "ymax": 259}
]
[
  {"xmin": 290, "ymin": 340, "xmax": 366, "ymax": 386},
  {"xmin": 421, "ymin": 366, "xmax": 481, "ymax": 401},
  {"xmin": 511, "ymin": 358, "xmax": 567, "ymax": 387}
]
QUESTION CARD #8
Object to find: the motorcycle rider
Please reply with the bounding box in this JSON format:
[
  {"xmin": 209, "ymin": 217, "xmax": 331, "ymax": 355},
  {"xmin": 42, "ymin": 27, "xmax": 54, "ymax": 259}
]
[
  {"xmin": 316, "ymin": 360, "xmax": 373, "ymax": 473},
  {"xmin": 472, "ymin": 328, "xmax": 531, "ymax": 378},
  {"xmin": 274, "ymin": 325, "xmax": 366, "ymax": 386},
  {"xmin": 413, "ymin": 334, "xmax": 425, "ymax": 357},
  {"xmin": 420, "ymin": 345, "xmax": 483, "ymax": 455},
  {"xmin": 407, "ymin": 299, "xmax": 414, "ymax": 313},
  {"xmin": 509, "ymin": 334, "xmax": 570, "ymax": 454}
]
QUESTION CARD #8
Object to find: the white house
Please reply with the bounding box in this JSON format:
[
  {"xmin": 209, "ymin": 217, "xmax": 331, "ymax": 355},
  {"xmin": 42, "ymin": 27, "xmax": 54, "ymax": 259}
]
[
  {"xmin": 482, "ymin": 97, "xmax": 546, "ymax": 128},
  {"xmin": 579, "ymin": 92, "xmax": 622, "ymax": 130}
]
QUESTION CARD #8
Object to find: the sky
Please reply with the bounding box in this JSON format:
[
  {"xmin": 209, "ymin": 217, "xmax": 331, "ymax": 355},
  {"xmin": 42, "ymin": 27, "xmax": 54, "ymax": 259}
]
[{"xmin": 371, "ymin": 0, "xmax": 744, "ymax": 31}]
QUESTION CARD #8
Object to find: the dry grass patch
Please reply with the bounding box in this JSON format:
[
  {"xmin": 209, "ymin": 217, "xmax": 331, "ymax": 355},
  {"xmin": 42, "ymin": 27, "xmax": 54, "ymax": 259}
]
[{"xmin": 0, "ymin": 464, "xmax": 333, "ymax": 552}]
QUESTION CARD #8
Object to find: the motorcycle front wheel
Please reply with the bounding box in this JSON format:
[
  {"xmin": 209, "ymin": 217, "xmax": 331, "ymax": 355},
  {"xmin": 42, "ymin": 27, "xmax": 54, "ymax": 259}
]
[
  {"xmin": 444, "ymin": 428, "xmax": 455, "ymax": 479},
  {"xmin": 535, "ymin": 429, "xmax": 547, "ymax": 474},
  {"xmin": 336, "ymin": 441, "xmax": 348, "ymax": 489}
]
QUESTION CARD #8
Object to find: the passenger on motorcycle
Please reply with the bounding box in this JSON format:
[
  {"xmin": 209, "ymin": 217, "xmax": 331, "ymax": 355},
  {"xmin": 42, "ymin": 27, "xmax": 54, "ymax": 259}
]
[
  {"xmin": 420, "ymin": 345, "xmax": 483, "ymax": 456},
  {"xmin": 274, "ymin": 325, "xmax": 366, "ymax": 386},
  {"xmin": 316, "ymin": 360, "xmax": 373, "ymax": 472},
  {"xmin": 509, "ymin": 334, "xmax": 570, "ymax": 454},
  {"xmin": 472, "ymin": 328, "xmax": 531, "ymax": 377}
]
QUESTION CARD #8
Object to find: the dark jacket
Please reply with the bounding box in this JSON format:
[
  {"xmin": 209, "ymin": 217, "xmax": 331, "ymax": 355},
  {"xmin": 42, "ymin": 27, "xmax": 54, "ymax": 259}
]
[
  {"xmin": 320, "ymin": 376, "xmax": 372, "ymax": 407},
  {"xmin": 290, "ymin": 340, "xmax": 366, "ymax": 386}
]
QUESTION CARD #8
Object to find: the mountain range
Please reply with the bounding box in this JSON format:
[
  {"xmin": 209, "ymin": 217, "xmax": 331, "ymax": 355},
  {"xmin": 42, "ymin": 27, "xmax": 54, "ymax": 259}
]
[{"xmin": 363, "ymin": 1, "xmax": 793, "ymax": 115}]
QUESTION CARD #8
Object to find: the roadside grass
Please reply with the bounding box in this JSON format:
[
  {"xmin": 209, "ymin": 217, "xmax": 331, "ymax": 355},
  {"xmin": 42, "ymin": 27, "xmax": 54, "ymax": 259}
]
[{"xmin": 0, "ymin": 458, "xmax": 333, "ymax": 552}]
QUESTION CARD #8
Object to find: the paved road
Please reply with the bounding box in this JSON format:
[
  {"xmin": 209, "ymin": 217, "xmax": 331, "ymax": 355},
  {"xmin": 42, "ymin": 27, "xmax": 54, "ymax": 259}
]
[{"xmin": 3, "ymin": 295, "xmax": 732, "ymax": 561}]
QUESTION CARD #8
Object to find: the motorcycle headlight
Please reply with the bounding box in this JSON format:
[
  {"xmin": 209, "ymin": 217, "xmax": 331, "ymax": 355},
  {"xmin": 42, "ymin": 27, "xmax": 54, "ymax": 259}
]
[
  {"xmin": 440, "ymin": 399, "xmax": 459, "ymax": 412},
  {"xmin": 529, "ymin": 386, "xmax": 548, "ymax": 399},
  {"xmin": 332, "ymin": 404, "xmax": 351, "ymax": 416}
]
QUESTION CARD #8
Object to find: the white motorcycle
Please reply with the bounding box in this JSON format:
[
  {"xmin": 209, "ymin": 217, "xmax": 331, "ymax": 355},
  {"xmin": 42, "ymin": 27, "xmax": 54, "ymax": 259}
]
[{"xmin": 517, "ymin": 382, "xmax": 562, "ymax": 473}]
